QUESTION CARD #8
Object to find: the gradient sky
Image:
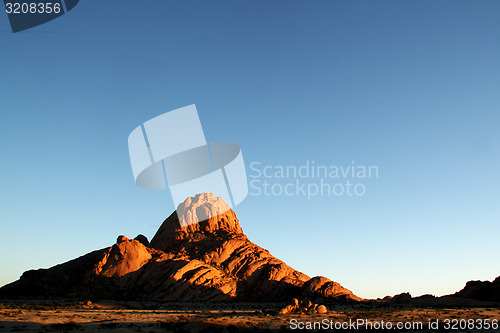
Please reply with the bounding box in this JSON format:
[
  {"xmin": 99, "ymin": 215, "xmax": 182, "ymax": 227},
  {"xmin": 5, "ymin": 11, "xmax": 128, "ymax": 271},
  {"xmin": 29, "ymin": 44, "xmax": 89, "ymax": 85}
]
[{"xmin": 1, "ymin": 0, "xmax": 499, "ymax": 299}]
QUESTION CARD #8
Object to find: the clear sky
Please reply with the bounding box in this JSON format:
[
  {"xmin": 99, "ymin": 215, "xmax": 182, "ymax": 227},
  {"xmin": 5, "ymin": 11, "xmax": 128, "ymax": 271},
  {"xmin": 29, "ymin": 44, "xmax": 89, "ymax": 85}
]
[{"xmin": 1, "ymin": 0, "xmax": 499, "ymax": 299}]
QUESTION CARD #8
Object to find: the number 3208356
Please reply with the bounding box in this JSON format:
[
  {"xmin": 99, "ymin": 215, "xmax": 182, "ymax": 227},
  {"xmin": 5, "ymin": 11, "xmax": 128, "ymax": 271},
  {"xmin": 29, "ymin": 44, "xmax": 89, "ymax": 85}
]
[{"xmin": 5, "ymin": 2, "xmax": 62, "ymax": 14}]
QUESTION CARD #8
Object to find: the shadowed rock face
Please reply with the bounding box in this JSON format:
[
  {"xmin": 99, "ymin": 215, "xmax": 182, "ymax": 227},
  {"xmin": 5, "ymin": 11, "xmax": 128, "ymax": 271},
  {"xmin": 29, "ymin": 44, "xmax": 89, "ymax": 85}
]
[
  {"xmin": 454, "ymin": 276, "xmax": 500, "ymax": 302},
  {"xmin": 0, "ymin": 193, "xmax": 359, "ymax": 302},
  {"xmin": 378, "ymin": 277, "xmax": 500, "ymax": 307}
]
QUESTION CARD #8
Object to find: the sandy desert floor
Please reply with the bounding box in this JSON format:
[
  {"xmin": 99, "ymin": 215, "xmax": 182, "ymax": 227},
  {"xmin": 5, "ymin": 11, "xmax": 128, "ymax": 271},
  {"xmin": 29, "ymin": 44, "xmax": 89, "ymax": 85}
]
[{"xmin": 0, "ymin": 300, "xmax": 499, "ymax": 332}]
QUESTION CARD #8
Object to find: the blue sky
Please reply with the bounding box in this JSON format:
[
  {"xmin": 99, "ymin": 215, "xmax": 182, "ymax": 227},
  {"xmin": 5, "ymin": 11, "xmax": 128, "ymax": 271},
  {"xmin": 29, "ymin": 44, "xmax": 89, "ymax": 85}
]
[{"xmin": 1, "ymin": 0, "xmax": 499, "ymax": 299}]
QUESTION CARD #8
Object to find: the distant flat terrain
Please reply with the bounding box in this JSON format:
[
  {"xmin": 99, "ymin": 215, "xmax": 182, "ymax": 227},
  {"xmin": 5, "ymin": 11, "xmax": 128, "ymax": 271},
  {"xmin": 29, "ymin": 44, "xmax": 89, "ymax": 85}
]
[{"xmin": 1, "ymin": 300, "xmax": 499, "ymax": 332}]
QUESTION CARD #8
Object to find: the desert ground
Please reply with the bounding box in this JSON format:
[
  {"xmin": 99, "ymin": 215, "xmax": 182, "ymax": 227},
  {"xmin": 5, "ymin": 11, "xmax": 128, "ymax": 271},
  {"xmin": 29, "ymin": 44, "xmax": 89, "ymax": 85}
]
[{"xmin": 0, "ymin": 299, "xmax": 499, "ymax": 332}]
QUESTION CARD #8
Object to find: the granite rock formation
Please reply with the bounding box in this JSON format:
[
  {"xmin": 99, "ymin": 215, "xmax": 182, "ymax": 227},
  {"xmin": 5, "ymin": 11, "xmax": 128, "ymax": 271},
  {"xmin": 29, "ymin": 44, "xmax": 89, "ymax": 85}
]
[{"xmin": 0, "ymin": 193, "xmax": 359, "ymax": 302}]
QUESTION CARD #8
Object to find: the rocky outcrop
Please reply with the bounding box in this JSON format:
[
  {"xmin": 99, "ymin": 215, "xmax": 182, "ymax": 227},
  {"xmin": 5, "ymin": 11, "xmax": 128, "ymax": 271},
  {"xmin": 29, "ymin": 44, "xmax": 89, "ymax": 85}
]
[
  {"xmin": 95, "ymin": 239, "xmax": 152, "ymax": 278},
  {"xmin": 454, "ymin": 276, "xmax": 500, "ymax": 302},
  {"xmin": 379, "ymin": 277, "xmax": 500, "ymax": 307},
  {"xmin": 278, "ymin": 298, "xmax": 328, "ymax": 315},
  {"xmin": 0, "ymin": 193, "xmax": 359, "ymax": 303},
  {"xmin": 302, "ymin": 276, "xmax": 362, "ymax": 302},
  {"xmin": 134, "ymin": 234, "xmax": 150, "ymax": 247},
  {"xmin": 390, "ymin": 292, "xmax": 412, "ymax": 304}
]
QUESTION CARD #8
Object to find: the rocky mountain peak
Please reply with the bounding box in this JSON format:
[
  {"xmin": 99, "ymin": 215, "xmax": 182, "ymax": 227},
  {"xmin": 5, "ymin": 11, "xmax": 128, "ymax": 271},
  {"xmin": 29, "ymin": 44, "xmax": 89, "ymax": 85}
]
[
  {"xmin": 0, "ymin": 192, "xmax": 361, "ymax": 303},
  {"xmin": 150, "ymin": 193, "xmax": 244, "ymax": 253}
]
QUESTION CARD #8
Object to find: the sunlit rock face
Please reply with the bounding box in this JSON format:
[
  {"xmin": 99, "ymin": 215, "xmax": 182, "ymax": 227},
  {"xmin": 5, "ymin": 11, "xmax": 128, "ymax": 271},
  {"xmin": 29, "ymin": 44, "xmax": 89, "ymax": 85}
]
[
  {"xmin": 176, "ymin": 193, "xmax": 241, "ymax": 229},
  {"xmin": 95, "ymin": 238, "xmax": 152, "ymax": 279},
  {"xmin": 151, "ymin": 193, "xmax": 243, "ymax": 251}
]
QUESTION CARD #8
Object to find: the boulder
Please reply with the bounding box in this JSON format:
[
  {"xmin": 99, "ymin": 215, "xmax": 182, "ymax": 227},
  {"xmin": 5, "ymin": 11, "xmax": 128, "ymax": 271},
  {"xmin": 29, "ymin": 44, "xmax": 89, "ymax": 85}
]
[
  {"xmin": 134, "ymin": 234, "xmax": 150, "ymax": 247},
  {"xmin": 278, "ymin": 299, "xmax": 328, "ymax": 315},
  {"xmin": 302, "ymin": 276, "xmax": 360, "ymax": 301},
  {"xmin": 116, "ymin": 235, "xmax": 129, "ymax": 244},
  {"xmin": 316, "ymin": 304, "xmax": 328, "ymax": 314},
  {"xmin": 95, "ymin": 239, "xmax": 151, "ymax": 278}
]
